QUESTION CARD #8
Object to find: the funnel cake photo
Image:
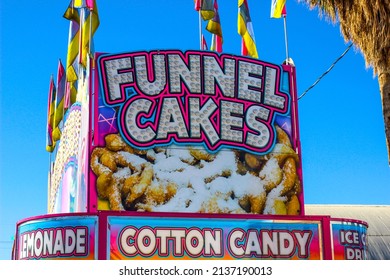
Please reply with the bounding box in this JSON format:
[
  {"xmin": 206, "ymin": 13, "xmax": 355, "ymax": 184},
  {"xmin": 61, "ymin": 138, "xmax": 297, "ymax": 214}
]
[{"xmin": 90, "ymin": 124, "xmax": 301, "ymax": 215}]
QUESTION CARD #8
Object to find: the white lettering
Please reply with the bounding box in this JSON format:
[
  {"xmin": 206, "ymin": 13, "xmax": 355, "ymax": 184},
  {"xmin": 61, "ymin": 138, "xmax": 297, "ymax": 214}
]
[{"xmin": 19, "ymin": 227, "xmax": 88, "ymax": 260}]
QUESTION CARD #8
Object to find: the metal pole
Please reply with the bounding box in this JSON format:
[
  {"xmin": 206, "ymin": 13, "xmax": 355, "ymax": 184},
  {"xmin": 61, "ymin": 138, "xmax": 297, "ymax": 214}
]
[
  {"xmin": 199, "ymin": 11, "xmax": 203, "ymax": 49},
  {"xmin": 89, "ymin": 8, "xmax": 92, "ymax": 58},
  {"xmin": 283, "ymin": 14, "xmax": 289, "ymax": 61},
  {"xmin": 47, "ymin": 154, "xmax": 52, "ymax": 213}
]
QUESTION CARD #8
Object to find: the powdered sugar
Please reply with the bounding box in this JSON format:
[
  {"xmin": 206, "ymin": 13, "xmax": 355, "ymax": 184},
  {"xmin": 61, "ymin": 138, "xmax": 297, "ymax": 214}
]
[{"xmin": 146, "ymin": 147, "xmax": 271, "ymax": 213}]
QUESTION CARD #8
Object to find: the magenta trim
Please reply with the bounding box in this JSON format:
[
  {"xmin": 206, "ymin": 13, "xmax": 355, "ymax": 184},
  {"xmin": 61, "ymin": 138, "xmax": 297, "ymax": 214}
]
[
  {"xmin": 87, "ymin": 56, "xmax": 93, "ymax": 213},
  {"xmin": 15, "ymin": 212, "xmax": 97, "ymax": 227},
  {"xmin": 88, "ymin": 54, "xmax": 102, "ymax": 213},
  {"xmin": 330, "ymin": 217, "xmax": 369, "ymax": 227},
  {"xmin": 321, "ymin": 216, "xmax": 333, "ymax": 260},
  {"xmin": 282, "ymin": 64, "xmax": 305, "ymax": 216},
  {"xmin": 97, "ymin": 213, "xmax": 107, "ymax": 260},
  {"xmin": 98, "ymin": 210, "xmax": 330, "ymax": 221}
]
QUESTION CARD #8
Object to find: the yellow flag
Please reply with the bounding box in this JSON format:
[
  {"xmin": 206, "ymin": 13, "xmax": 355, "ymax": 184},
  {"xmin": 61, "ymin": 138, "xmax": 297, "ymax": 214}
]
[{"xmin": 238, "ymin": 0, "xmax": 258, "ymax": 58}]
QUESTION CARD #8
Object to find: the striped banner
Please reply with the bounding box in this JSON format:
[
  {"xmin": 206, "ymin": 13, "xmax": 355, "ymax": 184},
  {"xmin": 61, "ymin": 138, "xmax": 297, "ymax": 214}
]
[{"xmin": 238, "ymin": 0, "xmax": 258, "ymax": 58}]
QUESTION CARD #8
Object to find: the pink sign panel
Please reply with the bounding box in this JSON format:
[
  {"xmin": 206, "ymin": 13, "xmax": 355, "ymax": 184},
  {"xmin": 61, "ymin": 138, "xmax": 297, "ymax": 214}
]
[{"xmin": 90, "ymin": 50, "xmax": 303, "ymax": 216}]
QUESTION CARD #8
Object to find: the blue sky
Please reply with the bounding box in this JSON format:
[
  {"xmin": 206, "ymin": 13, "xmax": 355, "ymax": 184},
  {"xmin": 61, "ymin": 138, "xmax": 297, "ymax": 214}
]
[{"xmin": 1, "ymin": 0, "xmax": 389, "ymax": 260}]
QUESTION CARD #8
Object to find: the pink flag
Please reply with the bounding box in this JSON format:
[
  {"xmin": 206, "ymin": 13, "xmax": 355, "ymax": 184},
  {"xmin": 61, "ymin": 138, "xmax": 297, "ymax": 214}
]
[
  {"xmin": 195, "ymin": 0, "xmax": 201, "ymax": 11},
  {"xmin": 86, "ymin": 0, "xmax": 95, "ymax": 9},
  {"xmin": 46, "ymin": 76, "xmax": 56, "ymax": 152},
  {"xmin": 270, "ymin": 0, "xmax": 287, "ymax": 18},
  {"xmin": 52, "ymin": 60, "xmax": 66, "ymax": 141},
  {"xmin": 282, "ymin": 5, "xmax": 287, "ymax": 16},
  {"xmin": 211, "ymin": 33, "xmax": 223, "ymax": 53},
  {"xmin": 56, "ymin": 60, "xmax": 66, "ymax": 104},
  {"xmin": 202, "ymin": 35, "xmax": 208, "ymax": 50}
]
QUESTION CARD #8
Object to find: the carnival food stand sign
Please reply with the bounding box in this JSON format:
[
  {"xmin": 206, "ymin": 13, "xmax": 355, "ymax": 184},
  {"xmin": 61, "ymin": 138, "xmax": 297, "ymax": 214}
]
[{"xmin": 91, "ymin": 50, "xmax": 303, "ymax": 216}]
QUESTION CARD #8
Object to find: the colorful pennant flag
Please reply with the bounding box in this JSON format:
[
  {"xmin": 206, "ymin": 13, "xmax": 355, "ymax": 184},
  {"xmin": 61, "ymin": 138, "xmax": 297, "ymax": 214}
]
[
  {"xmin": 63, "ymin": 2, "xmax": 81, "ymax": 83},
  {"xmin": 238, "ymin": 0, "xmax": 258, "ymax": 58},
  {"xmin": 64, "ymin": 81, "xmax": 77, "ymax": 110},
  {"xmin": 194, "ymin": 0, "xmax": 201, "ymax": 11},
  {"xmin": 212, "ymin": 25, "xmax": 222, "ymax": 53},
  {"xmin": 206, "ymin": 0, "xmax": 223, "ymax": 53},
  {"xmin": 86, "ymin": 0, "xmax": 95, "ymax": 10},
  {"xmin": 210, "ymin": 33, "xmax": 222, "ymax": 53},
  {"xmin": 52, "ymin": 60, "xmax": 66, "ymax": 142},
  {"xmin": 63, "ymin": 1, "xmax": 98, "ymax": 110},
  {"xmin": 46, "ymin": 76, "xmax": 56, "ymax": 152},
  {"xmin": 74, "ymin": 0, "xmax": 95, "ymax": 9},
  {"xmin": 195, "ymin": 0, "xmax": 215, "ymax": 20},
  {"xmin": 202, "ymin": 35, "xmax": 208, "ymax": 50},
  {"xmin": 270, "ymin": 0, "xmax": 287, "ymax": 18},
  {"xmin": 63, "ymin": 0, "xmax": 99, "ymax": 74},
  {"xmin": 79, "ymin": 0, "xmax": 100, "ymax": 67}
]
